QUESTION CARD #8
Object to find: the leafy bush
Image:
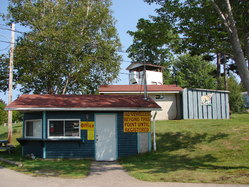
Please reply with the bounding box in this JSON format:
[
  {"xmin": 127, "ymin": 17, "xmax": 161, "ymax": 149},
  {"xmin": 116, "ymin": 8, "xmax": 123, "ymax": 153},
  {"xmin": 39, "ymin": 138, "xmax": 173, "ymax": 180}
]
[
  {"xmin": 0, "ymin": 99, "xmax": 7, "ymax": 125},
  {"xmin": 228, "ymin": 76, "xmax": 246, "ymax": 113},
  {"xmin": 13, "ymin": 111, "xmax": 23, "ymax": 123},
  {"xmin": 173, "ymin": 54, "xmax": 217, "ymax": 89}
]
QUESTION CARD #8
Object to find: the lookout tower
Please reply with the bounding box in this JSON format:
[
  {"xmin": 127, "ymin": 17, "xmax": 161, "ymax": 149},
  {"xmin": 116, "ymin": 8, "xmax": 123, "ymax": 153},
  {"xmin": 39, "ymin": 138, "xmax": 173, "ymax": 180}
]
[{"xmin": 127, "ymin": 62, "xmax": 164, "ymax": 85}]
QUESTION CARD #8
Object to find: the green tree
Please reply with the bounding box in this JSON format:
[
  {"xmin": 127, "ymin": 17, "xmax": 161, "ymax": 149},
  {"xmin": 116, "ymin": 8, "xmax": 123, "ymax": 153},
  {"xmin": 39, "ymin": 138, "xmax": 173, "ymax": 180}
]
[
  {"xmin": 0, "ymin": 55, "xmax": 9, "ymax": 92},
  {"xmin": 144, "ymin": 0, "xmax": 230, "ymax": 56},
  {"xmin": 2, "ymin": 0, "xmax": 121, "ymax": 94},
  {"xmin": 173, "ymin": 54, "xmax": 217, "ymax": 89},
  {"xmin": 12, "ymin": 111, "xmax": 22, "ymax": 123},
  {"xmin": 0, "ymin": 100, "xmax": 7, "ymax": 125},
  {"xmin": 227, "ymin": 76, "xmax": 245, "ymax": 113},
  {"xmin": 127, "ymin": 18, "xmax": 179, "ymax": 64},
  {"xmin": 144, "ymin": 0, "xmax": 249, "ymax": 93},
  {"xmin": 127, "ymin": 18, "xmax": 180, "ymax": 84}
]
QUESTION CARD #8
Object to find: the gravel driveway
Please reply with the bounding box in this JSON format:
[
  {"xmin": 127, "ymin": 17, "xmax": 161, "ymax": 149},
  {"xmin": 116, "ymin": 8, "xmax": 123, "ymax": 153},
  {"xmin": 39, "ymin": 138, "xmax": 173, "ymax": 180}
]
[{"xmin": 0, "ymin": 162, "xmax": 248, "ymax": 187}]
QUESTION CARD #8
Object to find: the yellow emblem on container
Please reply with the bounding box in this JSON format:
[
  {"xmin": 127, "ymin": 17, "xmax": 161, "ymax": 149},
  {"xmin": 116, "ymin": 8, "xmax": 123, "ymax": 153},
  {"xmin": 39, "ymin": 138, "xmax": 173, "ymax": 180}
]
[{"xmin": 81, "ymin": 121, "xmax": 94, "ymax": 140}]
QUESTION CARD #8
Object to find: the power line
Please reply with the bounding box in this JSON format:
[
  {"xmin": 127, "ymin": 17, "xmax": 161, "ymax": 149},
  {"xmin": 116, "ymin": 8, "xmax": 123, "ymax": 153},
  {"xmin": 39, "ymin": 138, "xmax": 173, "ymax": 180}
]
[
  {"xmin": 0, "ymin": 40, "xmax": 15, "ymax": 44},
  {"xmin": 120, "ymin": 60, "xmax": 131, "ymax": 63},
  {"xmin": 0, "ymin": 33, "xmax": 10, "ymax": 51},
  {"xmin": 0, "ymin": 45, "xmax": 10, "ymax": 52},
  {"xmin": 0, "ymin": 24, "xmax": 10, "ymax": 27},
  {"xmin": 0, "ymin": 27, "xmax": 25, "ymax": 34},
  {"xmin": 118, "ymin": 50, "xmax": 128, "ymax": 54}
]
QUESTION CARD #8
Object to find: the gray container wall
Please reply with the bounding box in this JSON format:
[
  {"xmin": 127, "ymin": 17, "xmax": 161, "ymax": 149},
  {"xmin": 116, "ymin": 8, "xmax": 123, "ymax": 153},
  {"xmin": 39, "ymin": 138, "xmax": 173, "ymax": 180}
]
[{"xmin": 182, "ymin": 88, "xmax": 230, "ymax": 119}]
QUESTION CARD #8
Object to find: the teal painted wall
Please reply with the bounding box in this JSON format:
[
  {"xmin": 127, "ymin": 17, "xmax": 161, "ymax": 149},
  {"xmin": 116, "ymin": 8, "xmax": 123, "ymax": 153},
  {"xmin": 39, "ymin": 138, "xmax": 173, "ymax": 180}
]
[
  {"xmin": 45, "ymin": 111, "xmax": 95, "ymax": 158},
  {"xmin": 22, "ymin": 111, "xmax": 143, "ymax": 159},
  {"xmin": 23, "ymin": 111, "xmax": 95, "ymax": 158},
  {"xmin": 23, "ymin": 141, "xmax": 43, "ymax": 157},
  {"xmin": 117, "ymin": 112, "xmax": 138, "ymax": 157}
]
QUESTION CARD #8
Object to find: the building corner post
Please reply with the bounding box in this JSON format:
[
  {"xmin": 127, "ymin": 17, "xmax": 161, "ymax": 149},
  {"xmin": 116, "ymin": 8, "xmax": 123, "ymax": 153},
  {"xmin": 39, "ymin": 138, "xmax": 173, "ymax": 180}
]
[
  {"xmin": 42, "ymin": 111, "xmax": 46, "ymax": 159},
  {"xmin": 153, "ymin": 112, "xmax": 157, "ymax": 151}
]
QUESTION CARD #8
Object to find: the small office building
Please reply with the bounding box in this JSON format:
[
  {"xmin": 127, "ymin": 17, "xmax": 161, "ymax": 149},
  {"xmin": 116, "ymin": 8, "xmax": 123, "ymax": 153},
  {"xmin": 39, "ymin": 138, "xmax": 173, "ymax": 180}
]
[{"xmin": 5, "ymin": 94, "xmax": 161, "ymax": 161}]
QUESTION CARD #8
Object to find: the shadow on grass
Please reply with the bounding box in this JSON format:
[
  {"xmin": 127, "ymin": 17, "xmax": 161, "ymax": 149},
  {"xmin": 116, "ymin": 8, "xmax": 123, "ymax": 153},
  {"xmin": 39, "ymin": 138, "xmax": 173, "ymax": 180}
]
[
  {"xmin": 0, "ymin": 132, "xmax": 8, "ymax": 140},
  {"xmin": 0, "ymin": 145, "xmax": 23, "ymax": 161},
  {"xmin": 0, "ymin": 123, "xmax": 22, "ymax": 140},
  {"xmin": 121, "ymin": 132, "xmax": 249, "ymax": 174},
  {"xmin": 156, "ymin": 132, "xmax": 228, "ymax": 152},
  {"xmin": 18, "ymin": 159, "xmax": 91, "ymax": 177},
  {"xmin": 0, "ymin": 146, "xmax": 91, "ymax": 177}
]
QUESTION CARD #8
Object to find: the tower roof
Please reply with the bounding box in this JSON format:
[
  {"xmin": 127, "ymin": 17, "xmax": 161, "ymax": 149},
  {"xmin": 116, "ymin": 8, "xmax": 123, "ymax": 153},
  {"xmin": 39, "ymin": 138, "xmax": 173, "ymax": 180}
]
[{"xmin": 126, "ymin": 62, "xmax": 164, "ymax": 71}]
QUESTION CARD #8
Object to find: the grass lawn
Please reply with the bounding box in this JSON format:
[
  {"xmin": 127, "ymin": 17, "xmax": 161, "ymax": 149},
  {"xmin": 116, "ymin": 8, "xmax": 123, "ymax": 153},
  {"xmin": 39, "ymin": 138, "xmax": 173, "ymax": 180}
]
[
  {"xmin": 0, "ymin": 123, "xmax": 91, "ymax": 178},
  {"xmin": 120, "ymin": 113, "xmax": 249, "ymax": 184}
]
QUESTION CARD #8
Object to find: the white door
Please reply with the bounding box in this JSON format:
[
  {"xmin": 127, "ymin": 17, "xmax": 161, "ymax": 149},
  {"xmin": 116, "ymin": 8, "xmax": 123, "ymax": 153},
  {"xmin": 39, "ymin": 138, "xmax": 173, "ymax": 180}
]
[{"xmin": 95, "ymin": 114, "xmax": 117, "ymax": 161}]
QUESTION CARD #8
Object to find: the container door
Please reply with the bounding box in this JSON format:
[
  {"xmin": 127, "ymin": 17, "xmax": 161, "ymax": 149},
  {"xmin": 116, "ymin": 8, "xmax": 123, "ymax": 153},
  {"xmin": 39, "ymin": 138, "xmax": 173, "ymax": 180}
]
[{"xmin": 95, "ymin": 114, "xmax": 117, "ymax": 161}]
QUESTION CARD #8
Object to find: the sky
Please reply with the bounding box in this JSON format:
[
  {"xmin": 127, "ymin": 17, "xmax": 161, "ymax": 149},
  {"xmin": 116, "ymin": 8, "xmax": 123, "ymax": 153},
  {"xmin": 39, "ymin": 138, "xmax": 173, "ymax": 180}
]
[
  {"xmin": 111, "ymin": 0, "xmax": 159, "ymax": 84},
  {"xmin": 0, "ymin": 0, "xmax": 159, "ymax": 104}
]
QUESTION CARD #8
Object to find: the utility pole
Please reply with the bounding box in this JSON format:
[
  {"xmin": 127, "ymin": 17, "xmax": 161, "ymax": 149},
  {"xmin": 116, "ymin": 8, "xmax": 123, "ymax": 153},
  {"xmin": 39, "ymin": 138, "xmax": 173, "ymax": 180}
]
[
  {"xmin": 217, "ymin": 53, "xmax": 221, "ymax": 89},
  {"xmin": 143, "ymin": 63, "xmax": 148, "ymax": 99},
  {"xmin": 142, "ymin": 48, "xmax": 148, "ymax": 99},
  {"xmin": 8, "ymin": 23, "xmax": 15, "ymax": 144},
  {"xmin": 221, "ymin": 53, "xmax": 228, "ymax": 90}
]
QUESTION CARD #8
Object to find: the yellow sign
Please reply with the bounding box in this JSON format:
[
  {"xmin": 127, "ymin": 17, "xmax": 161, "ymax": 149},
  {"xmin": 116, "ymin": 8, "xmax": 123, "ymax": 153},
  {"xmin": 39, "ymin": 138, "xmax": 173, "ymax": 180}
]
[
  {"xmin": 123, "ymin": 112, "xmax": 151, "ymax": 132},
  {"xmin": 87, "ymin": 130, "xmax": 94, "ymax": 140},
  {"xmin": 81, "ymin": 121, "xmax": 94, "ymax": 140},
  {"xmin": 81, "ymin": 121, "xmax": 94, "ymax": 130}
]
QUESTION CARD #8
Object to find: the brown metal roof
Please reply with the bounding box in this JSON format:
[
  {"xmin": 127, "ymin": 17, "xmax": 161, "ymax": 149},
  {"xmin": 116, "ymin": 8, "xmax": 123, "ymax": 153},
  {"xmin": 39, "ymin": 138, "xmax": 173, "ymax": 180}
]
[
  {"xmin": 5, "ymin": 94, "xmax": 161, "ymax": 111},
  {"xmin": 99, "ymin": 85, "xmax": 183, "ymax": 93}
]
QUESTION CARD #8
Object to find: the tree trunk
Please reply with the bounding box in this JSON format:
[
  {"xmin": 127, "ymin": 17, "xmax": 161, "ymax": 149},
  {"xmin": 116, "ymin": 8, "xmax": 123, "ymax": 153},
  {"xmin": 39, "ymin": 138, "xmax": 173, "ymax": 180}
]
[
  {"xmin": 62, "ymin": 76, "xmax": 70, "ymax": 94},
  {"xmin": 229, "ymin": 33, "xmax": 249, "ymax": 93},
  {"xmin": 243, "ymin": 30, "xmax": 249, "ymax": 71},
  {"xmin": 211, "ymin": 0, "xmax": 249, "ymax": 94}
]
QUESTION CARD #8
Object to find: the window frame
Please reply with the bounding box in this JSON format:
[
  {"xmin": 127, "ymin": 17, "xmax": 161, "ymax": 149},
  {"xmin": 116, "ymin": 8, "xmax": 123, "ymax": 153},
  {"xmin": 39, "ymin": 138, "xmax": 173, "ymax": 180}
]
[
  {"xmin": 154, "ymin": 95, "xmax": 165, "ymax": 100},
  {"xmin": 24, "ymin": 119, "xmax": 42, "ymax": 138},
  {"xmin": 48, "ymin": 119, "xmax": 81, "ymax": 139}
]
